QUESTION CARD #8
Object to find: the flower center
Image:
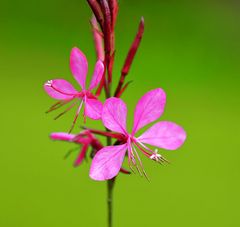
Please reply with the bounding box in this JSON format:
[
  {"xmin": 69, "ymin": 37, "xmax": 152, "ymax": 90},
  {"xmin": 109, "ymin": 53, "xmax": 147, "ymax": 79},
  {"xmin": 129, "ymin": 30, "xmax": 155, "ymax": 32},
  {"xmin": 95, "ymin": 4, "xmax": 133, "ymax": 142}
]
[{"xmin": 81, "ymin": 90, "xmax": 97, "ymax": 99}]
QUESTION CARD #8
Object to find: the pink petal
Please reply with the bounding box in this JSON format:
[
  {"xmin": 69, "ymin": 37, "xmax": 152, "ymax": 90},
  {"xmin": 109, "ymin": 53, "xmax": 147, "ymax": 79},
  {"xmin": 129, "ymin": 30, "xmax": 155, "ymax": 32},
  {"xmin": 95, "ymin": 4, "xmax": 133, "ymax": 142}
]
[
  {"xmin": 50, "ymin": 132, "xmax": 75, "ymax": 141},
  {"xmin": 44, "ymin": 79, "xmax": 78, "ymax": 100},
  {"xmin": 132, "ymin": 88, "xmax": 166, "ymax": 135},
  {"xmin": 70, "ymin": 47, "xmax": 88, "ymax": 89},
  {"xmin": 88, "ymin": 60, "xmax": 104, "ymax": 90},
  {"xmin": 102, "ymin": 98, "xmax": 128, "ymax": 134},
  {"xmin": 85, "ymin": 98, "xmax": 103, "ymax": 120},
  {"xmin": 74, "ymin": 144, "xmax": 88, "ymax": 166},
  {"xmin": 137, "ymin": 121, "xmax": 186, "ymax": 150},
  {"xmin": 89, "ymin": 144, "xmax": 127, "ymax": 181}
]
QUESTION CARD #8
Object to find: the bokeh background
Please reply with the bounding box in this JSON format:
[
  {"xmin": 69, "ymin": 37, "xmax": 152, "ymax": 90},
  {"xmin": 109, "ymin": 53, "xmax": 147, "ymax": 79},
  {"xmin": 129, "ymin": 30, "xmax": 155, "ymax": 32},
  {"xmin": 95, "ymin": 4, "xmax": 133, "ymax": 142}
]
[{"xmin": 1, "ymin": 0, "xmax": 239, "ymax": 226}]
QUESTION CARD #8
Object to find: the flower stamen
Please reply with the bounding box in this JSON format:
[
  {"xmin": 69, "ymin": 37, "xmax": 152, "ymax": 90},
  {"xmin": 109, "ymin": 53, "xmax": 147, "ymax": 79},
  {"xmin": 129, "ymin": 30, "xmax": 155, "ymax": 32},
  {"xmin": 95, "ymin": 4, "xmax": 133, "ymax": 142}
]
[
  {"xmin": 46, "ymin": 99, "xmax": 73, "ymax": 113},
  {"xmin": 64, "ymin": 146, "xmax": 79, "ymax": 159},
  {"xmin": 45, "ymin": 80, "xmax": 52, "ymax": 86},
  {"xmin": 54, "ymin": 101, "xmax": 78, "ymax": 120},
  {"xmin": 45, "ymin": 80, "xmax": 76, "ymax": 96},
  {"xmin": 137, "ymin": 140, "xmax": 169, "ymax": 164},
  {"xmin": 133, "ymin": 140, "xmax": 151, "ymax": 158},
  {"xmin": 132, "ymin": 145, "xmax": 149, "ymax": 181},
  {"xmin": 127, "ymin": 144, "xmax": 136, "ymax": 174},
  {"xmin": 68, "ymin": 100, "xmax": 84, "ymax": 133},
  {"xmin": 150, "ymin": 149, "xmax": 162, "ymax": 161}
]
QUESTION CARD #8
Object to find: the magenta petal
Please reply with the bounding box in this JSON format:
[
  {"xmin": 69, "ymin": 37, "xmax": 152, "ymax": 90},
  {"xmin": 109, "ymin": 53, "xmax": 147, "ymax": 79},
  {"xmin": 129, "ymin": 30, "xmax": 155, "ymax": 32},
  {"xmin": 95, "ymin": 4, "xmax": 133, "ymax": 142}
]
[
  {"xmin": 138, "ymin": 121, "xmax": 187, "ymax": 150},
  {"xmin": 74, "ymin": 144, "xmax": 88, "ymax": 167},
  {"xmin": 70, "ymin": 47, "xmax": 88, "ymax": 89},
  {"xmin": 85, "ymin": 98, "xmax": 103, "ymax": 120},
  {"xmin": 88, "ymin": 60, "xmax": 104, "ymax": 90},
  {"xmin": 89, "ymin": 144, "xmax": 127, "ymax": 181},
  {"xmin": 132, "ymin": 88, "xmax": 166, "ymax": 134},
  {"xmin": 44, "ymin": 79, "xmax": 77, "ymax": 100},
  {"xmin": 50, "ymin": 132, "xmax": 75, "ymax": 141},
  {"xmin": 102, "ymin": 98, "xmax": 128, "ymax": 134}
]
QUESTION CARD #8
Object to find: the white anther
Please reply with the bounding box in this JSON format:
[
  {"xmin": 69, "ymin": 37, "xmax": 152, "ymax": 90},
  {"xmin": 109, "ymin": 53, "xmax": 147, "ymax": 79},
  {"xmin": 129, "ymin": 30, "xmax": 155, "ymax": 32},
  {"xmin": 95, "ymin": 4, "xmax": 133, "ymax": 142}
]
[
  {"xmin": 150, "ymin": 149, "xmax": 162, "ymax": 161},
  {"xmin": 45, "ymin": 80, "xmax": 53, "ymax": 86}
]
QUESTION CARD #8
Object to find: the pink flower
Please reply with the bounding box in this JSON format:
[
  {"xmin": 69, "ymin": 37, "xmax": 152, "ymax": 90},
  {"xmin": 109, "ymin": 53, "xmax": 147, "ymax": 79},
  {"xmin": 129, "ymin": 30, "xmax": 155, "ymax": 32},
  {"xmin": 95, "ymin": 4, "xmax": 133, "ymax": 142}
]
[
  {"xmin": 50, "ymin": 132, "xmax": 93, "ymax": 166},
  {"xmin": 50, "ymin": 131, "xmax": 131, "ymax": 174},
  {"xmin": 89, "ymin": 88, "xmax": 187, "ymax": 181},
  {"xmin": 44, "ymin": 47, "xmax": 104, "ymax": 132}
]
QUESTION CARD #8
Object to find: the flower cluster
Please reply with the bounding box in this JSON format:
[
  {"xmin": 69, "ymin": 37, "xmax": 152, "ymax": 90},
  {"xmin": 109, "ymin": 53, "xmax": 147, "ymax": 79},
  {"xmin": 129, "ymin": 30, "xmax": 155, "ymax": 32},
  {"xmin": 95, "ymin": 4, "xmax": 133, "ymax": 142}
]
[{"xmin": 44, "ymin": 0, "xmax": 186, "ymax": 181}]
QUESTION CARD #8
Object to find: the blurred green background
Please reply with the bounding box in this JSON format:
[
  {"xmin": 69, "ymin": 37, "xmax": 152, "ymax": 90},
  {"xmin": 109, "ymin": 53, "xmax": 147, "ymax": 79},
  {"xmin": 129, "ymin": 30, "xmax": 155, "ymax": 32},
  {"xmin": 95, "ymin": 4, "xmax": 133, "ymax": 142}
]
[{"xmin": 0, "ymin": 0, "xmax": 239, "ymax": 226}]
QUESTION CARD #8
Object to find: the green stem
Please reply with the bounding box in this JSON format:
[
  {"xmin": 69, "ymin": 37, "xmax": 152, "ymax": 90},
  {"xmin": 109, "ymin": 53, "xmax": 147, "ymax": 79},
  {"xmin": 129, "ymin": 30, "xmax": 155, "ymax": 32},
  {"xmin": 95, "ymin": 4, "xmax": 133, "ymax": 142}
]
[
  {"xmin": 107, "ymin": 178, "xmax": 115, "ymax": 227},
  {"xmin": 106, "ymin": 128, "xmax": 114, "ymax": 227}
]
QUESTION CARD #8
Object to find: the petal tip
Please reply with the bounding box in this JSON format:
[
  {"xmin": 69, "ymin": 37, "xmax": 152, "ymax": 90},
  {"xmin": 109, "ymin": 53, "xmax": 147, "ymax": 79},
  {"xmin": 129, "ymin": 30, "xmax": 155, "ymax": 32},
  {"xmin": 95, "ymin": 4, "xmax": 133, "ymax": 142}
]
[
  {"xmin": 89, "ymin": 172, "xmax": 107, "ymax": 181},
  {"xmin": 70, "ymin": 47, "xmax": 86, "ymax": 59}
]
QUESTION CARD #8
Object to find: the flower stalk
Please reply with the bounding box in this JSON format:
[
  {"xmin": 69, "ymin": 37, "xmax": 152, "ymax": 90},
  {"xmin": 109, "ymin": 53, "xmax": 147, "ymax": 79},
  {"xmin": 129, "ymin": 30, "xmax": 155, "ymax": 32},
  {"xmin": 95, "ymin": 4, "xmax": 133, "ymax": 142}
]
[
  {"xmin": 107, "ymin": 178, "xmax": 115, "ymax": 227},
  {"xmin": 87, "ymin": 0, "xmax": 146, "ymax": 226},
  {"xmin": 88, "ymin": 1, "xmax": 119, "ymax": 225}
]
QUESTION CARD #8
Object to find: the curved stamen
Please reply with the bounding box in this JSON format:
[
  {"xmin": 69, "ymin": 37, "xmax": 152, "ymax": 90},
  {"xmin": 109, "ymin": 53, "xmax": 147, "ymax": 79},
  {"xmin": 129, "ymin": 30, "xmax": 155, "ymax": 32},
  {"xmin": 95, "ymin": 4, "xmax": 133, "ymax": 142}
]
[
  {"xmin": 83, "ymin": 95, "xmax": 87, "ymax": 123},
  {"xmin": 46, "ymin": 80, "xmax": 78, "ymax": 96},
  {"xmin": 132, "ymin": 145, "xmax": 149, "ymax": 181},
  {"xmin": 127, "ymin": 139, "xmax": 136, "ymax": 174},
  {"xmin": 131, "ymin": 147, "xmax": 143, "ymax": 176},
  {"xmin": 136, "ymin": 139, "xmax": 169, "ymax": 164},
  {"xmin": 46, "ymin": 99, "xmax": 73, "ymax": 113},
  {"xmin": 129, "ymin": 144, "xmax": 142, "ymax": 176},
  {"xmin": 54, "ymin": 101, "xmax": 78, "ymax": 120},
  {"xmin": 132, "ymin": 139, "xmax": 151, "ymax": 157},
  {"xmin": 64, "ymin": 146, "xmax": 79, "ymax": 159},
  {"xmin": 68, "ymin": 100, "xmax": 84, "ymax": 133}
]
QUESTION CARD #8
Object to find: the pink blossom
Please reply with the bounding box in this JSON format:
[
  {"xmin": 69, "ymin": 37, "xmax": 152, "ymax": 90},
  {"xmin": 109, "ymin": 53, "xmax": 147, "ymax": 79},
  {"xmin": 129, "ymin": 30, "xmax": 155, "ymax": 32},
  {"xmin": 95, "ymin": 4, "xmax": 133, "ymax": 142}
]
[
  {"xmin": 50, "ymin": 131, "xmax": 93, "ymax": 166},
  {"xmin": 50, "ymin": 131, "xmax": 131, "ymax": 174},
  {"xmin": 44, "ymin": 47, "xmax": 104, "ymax": 132},
  {"xmin": 89, "ymin": 88, "xmax": 187, "ymax": 181}
]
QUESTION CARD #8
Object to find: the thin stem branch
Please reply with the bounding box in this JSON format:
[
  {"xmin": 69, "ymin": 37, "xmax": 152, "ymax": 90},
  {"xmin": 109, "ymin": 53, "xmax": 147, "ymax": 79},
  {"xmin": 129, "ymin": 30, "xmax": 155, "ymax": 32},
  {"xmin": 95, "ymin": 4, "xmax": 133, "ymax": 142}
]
[{"xmin": 87, "ymin": 2, "xmax": 120, "ymax": 227}]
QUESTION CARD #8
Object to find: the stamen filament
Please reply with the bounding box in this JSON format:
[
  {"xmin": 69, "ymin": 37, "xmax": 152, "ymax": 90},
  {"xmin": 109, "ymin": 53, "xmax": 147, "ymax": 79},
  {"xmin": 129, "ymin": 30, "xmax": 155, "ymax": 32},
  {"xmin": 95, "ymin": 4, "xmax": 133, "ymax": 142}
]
[
  {"xmin": 68, "ymin": 100, "xmax": 84, "ymax": 133},
  {"xmin": 136, "ymin": 140, "xmax": 169, "ymax": 164},
  {"xmin": 64, "ymin": 146, "xmax": 79, "ymax": 159},
  {"xmin": 131, "ymin": 146, "xmax": 143, "ymax": 176},
  {"xmin": 133, "ymin": 140, "xmax": 151, "ymax": 157},
  {"xmin": 132, "ymin": 145, "xmax": 149, "ymax": 181},
  {"xmin": 54, "ymin": 101, "xmax": 78, "ymax": 120},
  {"xmin": 46, "ymin": 99, "xmax": 73, "ymax": 113},
  {"xmin": 50, "ymin": 84, "xmax": 77, "ymax": 96},
  {"xmin": 127, "ymin": 141, "xmax": 136, "ymax": 174}
]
